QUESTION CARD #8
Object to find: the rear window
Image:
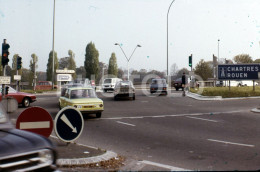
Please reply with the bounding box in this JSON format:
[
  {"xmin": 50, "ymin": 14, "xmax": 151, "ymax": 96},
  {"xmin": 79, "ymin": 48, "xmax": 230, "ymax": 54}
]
[
  {"xmin": 152, "ymin": 79, "xmax": 166, "ymax": 84},
  {"xmin": 104, "ymin": 79, "xmax": 112, "ymax": 84}
]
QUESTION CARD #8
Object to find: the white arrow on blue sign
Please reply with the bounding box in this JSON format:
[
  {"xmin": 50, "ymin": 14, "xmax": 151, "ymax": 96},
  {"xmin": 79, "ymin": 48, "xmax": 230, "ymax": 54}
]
[{"xmin": 54, "ymin": 107, "xmax": 84, "ymax": 142}]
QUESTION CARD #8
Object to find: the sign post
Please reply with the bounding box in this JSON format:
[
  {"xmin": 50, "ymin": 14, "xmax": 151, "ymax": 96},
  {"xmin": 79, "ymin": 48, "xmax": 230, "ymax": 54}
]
[{"xmin": 54, "ymin": 107, "xmax": 84, "ymax": 143}]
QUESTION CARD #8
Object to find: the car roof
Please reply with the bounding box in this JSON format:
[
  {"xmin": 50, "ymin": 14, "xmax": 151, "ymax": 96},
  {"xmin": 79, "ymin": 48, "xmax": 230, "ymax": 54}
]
[{"xmin": 68, "ymin": 87, "xmax": 93, "ymax": 91}]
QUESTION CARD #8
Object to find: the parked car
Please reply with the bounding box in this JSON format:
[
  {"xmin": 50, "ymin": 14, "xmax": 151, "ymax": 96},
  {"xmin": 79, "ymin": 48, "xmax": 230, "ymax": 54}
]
[
  {"xmin": 35, "ymin": 81, "xmax": 57, "ymax": 90},
  {"xmin": 0, "ymin": 85, "xmax": 36, "ymax": 107},
  {"xmin": 59, "ymin": 87, "xmax": 104, "ymax": 118},
  {"xmin": 0, "ymin": 103, "xmax": 57, "ymax": 171},
  {"xmin": 102, "ymin": 78, "xmax": 122, "ymax": 92},
  {"xmin": 150, "ymin": 78, "xmax": 168, "ymax": 94},
  {"xmin": 173, "ymin": 78, "xmax": 184, "ymax": 91},
  {"xmin": 114, "ymin": 81, "xmax": 135, "ymax": 100}
]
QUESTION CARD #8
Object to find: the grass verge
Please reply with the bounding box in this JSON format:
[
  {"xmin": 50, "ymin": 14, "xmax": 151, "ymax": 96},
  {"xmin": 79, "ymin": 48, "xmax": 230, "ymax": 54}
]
[{"xmin": 190, "ymin": 86, "xmax": 260, "ymax": 98}]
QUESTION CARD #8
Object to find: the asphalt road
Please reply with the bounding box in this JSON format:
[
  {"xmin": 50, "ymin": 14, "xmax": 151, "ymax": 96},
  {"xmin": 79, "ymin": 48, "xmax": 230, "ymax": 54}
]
[{"xmin": 10, "ymin": 90, "xmax": 260, "ymax": 171}]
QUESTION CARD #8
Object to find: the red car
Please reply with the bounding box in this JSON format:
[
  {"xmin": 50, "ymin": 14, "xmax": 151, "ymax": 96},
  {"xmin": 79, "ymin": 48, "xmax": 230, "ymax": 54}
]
[{"xmin": 0, "ymin": 86, "xmax": 36, "ymax": 107}]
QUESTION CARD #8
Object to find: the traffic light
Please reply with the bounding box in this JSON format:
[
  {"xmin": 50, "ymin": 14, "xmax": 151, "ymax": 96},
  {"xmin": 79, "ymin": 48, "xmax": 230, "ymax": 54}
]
[
  {"xmin": 17, "ymin": 56, "xmax": 22, "ymax": 70},
  {"xmin": 5, "ymin": 86, "xmax": 9, "ymax": 95},
  {"xmin": 1, "ymin": 39, "xmax": 10, "ymax": 66},
  {"xmin": 189, "ymin": 54, "xmax": 192, "ymax": 67}
]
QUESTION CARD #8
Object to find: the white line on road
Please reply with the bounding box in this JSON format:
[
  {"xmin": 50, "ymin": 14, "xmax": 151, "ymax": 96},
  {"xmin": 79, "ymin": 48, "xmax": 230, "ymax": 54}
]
[
  {"xmin": 186, "ymin": 116, "xmax": 218, "ymax": 123},
  {"xmin": 116, "ymin": 121, "xmax": 136, "ymax": 127},
  {"xmin": 20, "ymin": 121, "xmax": 50, "ymax": 129},
  {"xmin": 102, "ymin": 110, "xmax": 245, "ymax": 120},
  {"xmin": 207, "ymin": 139, "xmax": 255, "ymax": 147},
  {"xmin": 140, "ymin": 160, "xmax": 189, "ymax": 171}
]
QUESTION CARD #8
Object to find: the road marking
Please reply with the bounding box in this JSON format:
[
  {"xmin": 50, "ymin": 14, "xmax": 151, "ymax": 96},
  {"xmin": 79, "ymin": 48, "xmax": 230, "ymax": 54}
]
[
  {"xmin": 102, "ymin": 110, "xmax": 245, "ymax": 120},
  {"xmin": 140, "ymin": 160, "xmax": 189, "ymax": 171},
  {"xmin": 20, "ymin": 121, "xmax": 50, "ymax": 129},
  {"xmin": 186, "ymin": 116, "xmax": 218, "ymax": 123},
  {"xmin": 116, "ymin": 121, "xmax": 136, "ymax": 127},
  {"xmin": 207, "ymin": 139, "xmax": 255, "ymax": 147}
]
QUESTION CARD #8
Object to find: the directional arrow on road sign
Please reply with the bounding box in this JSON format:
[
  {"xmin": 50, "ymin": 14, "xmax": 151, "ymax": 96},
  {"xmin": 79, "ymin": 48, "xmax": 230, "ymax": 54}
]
[{"xmin": 61, "ymin": 114, "xmax": 77, "ymax": 133}]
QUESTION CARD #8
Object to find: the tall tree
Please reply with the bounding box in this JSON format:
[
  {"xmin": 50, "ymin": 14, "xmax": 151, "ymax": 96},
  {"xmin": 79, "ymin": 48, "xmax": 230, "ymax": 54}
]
[
  {"xmin": 0, "ymin": 55, "xmax": 2, "ymax": 75},
  {"xmin": 254, "ymin": 59, "xmax": 260, "ymax": 63},
  {"xmin": 84, "ymin": 42, "xmax": 99, "ymax": 82},
  {"xmin": 11, "ymin": 54, "xmax": 19, "ymax": 82},
  {"xmin": 194, "ymin": 59, "xmax": 213, "ymax": 81},
  {"xmin": 30, "ymin": 54, "xmax": 38, "ymax": 90},
  {"xmin": 176, "ymin": 68, "xmax": 189, "ymax": 79},
  {"xmin": 170, "ymin": 63, "xmax": 178, "ymax": 77},
  {"xmin": 46, "ymin": 51, "xmax": 59, "ymax": 83},
  {"xmin": 68, "ymin": 50, "xmax": 76, "ymax": 79},
  {"xmin": 233, "ymin": 54, "xmax": 253, "ymax": 64},
  {"xmin": 108, "ymin": 52, "xmax": 118, "ymax": 77}
]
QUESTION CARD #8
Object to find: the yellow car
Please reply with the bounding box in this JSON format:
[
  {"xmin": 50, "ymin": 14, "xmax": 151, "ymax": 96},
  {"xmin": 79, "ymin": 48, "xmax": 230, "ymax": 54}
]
[{"xmin": 59, "ymin": 87, "xmax": 104, "ymax": 118}]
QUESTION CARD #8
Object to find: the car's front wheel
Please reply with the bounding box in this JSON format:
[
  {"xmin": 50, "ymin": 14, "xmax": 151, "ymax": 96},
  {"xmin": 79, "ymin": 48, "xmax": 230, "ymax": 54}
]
[
  {"xmin": 22, "ymin": 97, "xmax": 30, "ymax": 107},
  {"xmin": 96, "ymin": 112, "xmax": 102, "ymax": 118}
]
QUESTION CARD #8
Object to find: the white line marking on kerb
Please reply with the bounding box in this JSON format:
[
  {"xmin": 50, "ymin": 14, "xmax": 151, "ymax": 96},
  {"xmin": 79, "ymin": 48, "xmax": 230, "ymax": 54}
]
[
  {"xmin": 141, "ymin": 160, "xmax": 189, "ymax": 171},
  {"xmin": 20, "ymin": 121, "xmax": 50, "ymax": 129},
  {"xmin": 116, "ymin": 121, "xmax": 136, "ymax": 127},
  {"xmin": 186, "ymin": 116, "xmax": 218, "ymax": 123},
  {"xmin": 207, "ymin": 139, "xmax": 255, "ymax": 147}
]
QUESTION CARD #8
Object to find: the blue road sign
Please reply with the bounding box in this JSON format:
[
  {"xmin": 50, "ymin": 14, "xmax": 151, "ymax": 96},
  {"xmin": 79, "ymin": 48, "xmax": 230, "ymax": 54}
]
[
  {"xmin": 54, "ymin": 107, "xmax": 84, "ymax": 142},
  {"xmin": 218, "ymin": 64, "xmax": 260, "ymax": 80}
]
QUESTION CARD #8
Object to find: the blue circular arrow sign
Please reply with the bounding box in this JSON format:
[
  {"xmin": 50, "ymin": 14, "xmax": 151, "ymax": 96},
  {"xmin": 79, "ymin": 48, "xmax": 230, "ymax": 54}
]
[{"xmin": 54, "ymin": 107, "xmax": 84, "ymax": 142}]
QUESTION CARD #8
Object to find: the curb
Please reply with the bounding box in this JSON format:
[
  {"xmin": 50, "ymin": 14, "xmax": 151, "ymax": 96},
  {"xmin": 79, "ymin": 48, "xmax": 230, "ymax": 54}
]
[
  {"xmin": 50, "ymin": 136, "xmax": 118, "ymax": 166},
  {"xmin": 251, "ymin": 108, "xmax": 260, "ymax": 113},
  {"xmin": 187, "ymin": 92, "xmax": 260, "ymax": 101},
  {"xmin": 56, "ymin": 151, "xmax": 117, "ymax": 166},
  {"xmin": 187, "ymin": 92, "xmax": 222, "ymax": 101}
]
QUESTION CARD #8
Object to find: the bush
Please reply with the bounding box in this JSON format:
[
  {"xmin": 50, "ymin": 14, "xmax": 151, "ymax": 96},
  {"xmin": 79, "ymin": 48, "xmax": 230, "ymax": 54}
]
[{"xmin": 190, "ymin": 86, "xmax": 260, "ymax": 98}]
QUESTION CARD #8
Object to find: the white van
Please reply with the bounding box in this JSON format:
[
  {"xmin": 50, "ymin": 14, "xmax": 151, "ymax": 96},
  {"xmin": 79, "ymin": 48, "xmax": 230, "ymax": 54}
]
[{"xmin": 102, "ymin": 78, "xmax": 122, "ymax": 92}]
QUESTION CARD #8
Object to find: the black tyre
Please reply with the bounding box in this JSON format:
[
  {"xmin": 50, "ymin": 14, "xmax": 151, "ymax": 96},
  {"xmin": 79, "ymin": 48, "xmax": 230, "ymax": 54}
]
[
  {"xmin": 96, "ymin": 112, "xmax": 102, "ymax": 118},
  {"xmin": 22, "ymin": 97, "xmax": 30, "ymax": 107},
  {"xmin": 176, "ymin": 88, "xmax": 179, "ymax": 91},
  {"xmin": 133, "ymin": 94, "xmax": 135, "ymax": 100},
  {"xmin": 114, "ymin": 96, "xmax": 117, "ymax": 101}
]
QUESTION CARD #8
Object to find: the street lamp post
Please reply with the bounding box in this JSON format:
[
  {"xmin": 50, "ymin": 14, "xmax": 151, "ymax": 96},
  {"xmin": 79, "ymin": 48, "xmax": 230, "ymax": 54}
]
[
  {"xmin": 115, "ymin": 43, "xmax": 141, "ymax": 81},
  {"xmin": 52, "ymin": 0, "xmax": 56, "ymax": 90},
  {"xmin": 218, "ymin": 39, "xmax": 220, "ymax": 62},
  {"xmin": 167, "ymin": 0, "xmax": 175, "ymax": 79}
]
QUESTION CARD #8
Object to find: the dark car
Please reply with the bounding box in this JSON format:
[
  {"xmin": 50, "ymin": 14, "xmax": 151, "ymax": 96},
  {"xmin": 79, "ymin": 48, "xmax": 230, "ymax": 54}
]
[
  {"xmin": 114, "ymin": 81, "xmax": 135, "ymax": 100},
  {"xmin": 173, "ymin": 78, "xmax": 184, "ymax": 91},
  {"xmin": 0, "ymin": 104, "xmax": 57, "ymax": 171},
  {"xmin": 150, "ymin": 78, "xmax": 168, "ymax": 94}
]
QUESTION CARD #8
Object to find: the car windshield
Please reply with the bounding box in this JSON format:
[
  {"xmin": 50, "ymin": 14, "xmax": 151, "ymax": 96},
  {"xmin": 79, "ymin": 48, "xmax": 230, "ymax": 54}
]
[
  {"xmin": 70, "ymin": 89, "xmax": 97, "ymax": 99},
  {"xmin": 104, "ymin": 79, "xmax": 112, "ymax": 84},
  {"xmin": 152, "ymin": 79, "xmax": 165, "ymax": 84}
]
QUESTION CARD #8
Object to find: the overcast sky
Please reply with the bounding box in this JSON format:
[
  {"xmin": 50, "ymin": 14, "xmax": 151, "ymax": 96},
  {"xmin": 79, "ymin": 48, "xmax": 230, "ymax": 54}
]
[{"xmin": 1, "ymin": 0, "xmax": 260, "ymax": 73}]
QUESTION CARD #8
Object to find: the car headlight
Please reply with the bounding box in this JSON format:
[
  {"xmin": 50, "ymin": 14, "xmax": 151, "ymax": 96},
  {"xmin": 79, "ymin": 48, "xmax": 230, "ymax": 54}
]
[
  {"xmin": 99, "ymin": 104, "xmax": 103, "ymax": 107},
  {"xmin": 74, "ymin": 105, "xmax": 82, "ymax": 108},
  {"xmin": 39, "ymin": 149, "xmax": 54, "ymax": 165}
]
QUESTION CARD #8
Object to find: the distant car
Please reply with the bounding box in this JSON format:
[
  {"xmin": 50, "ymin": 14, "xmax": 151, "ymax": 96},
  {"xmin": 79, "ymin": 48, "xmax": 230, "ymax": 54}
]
[
  {"xmin": 114, "ymin": 81, "xmax": 135, "ymax": 100},
  {"xmin": 36, "ymin": 81, "xmax": 57, "ymax": 90},
  {"xmin": 0, "ymin": 103, "xmax": 57, "ymax": 171},
  {"xmin": 173, "ymin": 78, "xmax": 184, "ymax": 91},
  {"xmin": 0, "ymin": 85, "xmax": 36, "ymax": 107},
  {"xmin": 59, "ymin": 87, "xmax": 104, "ymax": 118},
  {"xmin": 150, "ymin": 78, "xmax": 168, "ymax": 94},
  {"xmin": 102, "ymin": 78, "xmax": 122, "ymax": 92}
]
